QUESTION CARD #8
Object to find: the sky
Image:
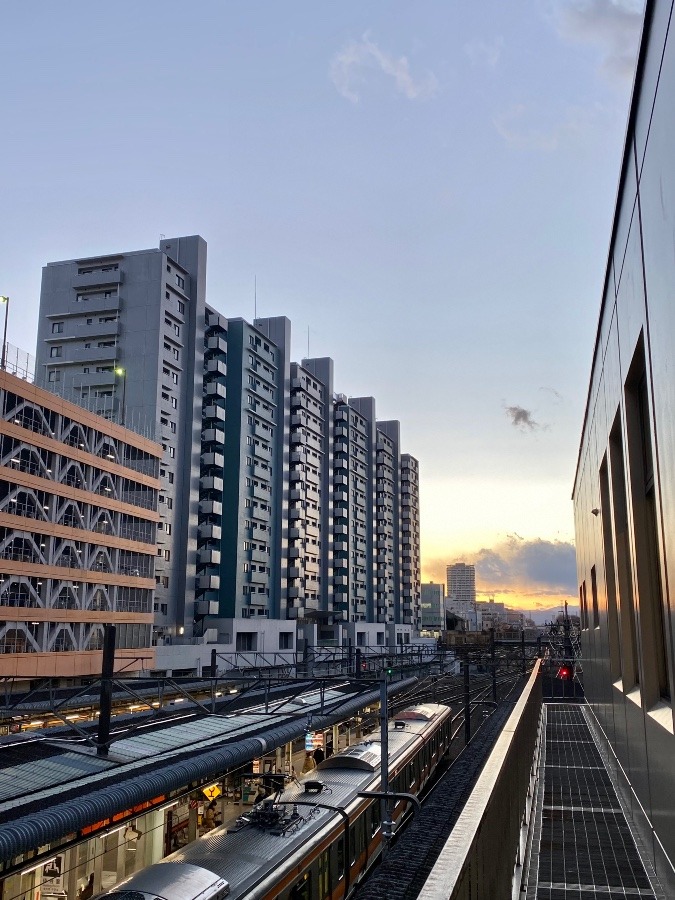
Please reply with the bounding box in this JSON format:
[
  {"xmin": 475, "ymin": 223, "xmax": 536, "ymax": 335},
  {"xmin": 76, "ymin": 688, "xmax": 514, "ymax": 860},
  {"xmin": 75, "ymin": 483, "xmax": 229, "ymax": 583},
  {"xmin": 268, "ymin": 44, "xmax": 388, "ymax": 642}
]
[{"xmin": 0, "ymin": 1, "xmax": 645, "ymax": 612}]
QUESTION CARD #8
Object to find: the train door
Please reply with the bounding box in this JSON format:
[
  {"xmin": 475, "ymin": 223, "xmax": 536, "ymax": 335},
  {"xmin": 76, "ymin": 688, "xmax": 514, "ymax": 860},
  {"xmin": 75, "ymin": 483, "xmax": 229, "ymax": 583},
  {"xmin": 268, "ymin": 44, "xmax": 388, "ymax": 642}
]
[
  {"xmin": 289, "ymin": 872, "xmax": 311, "ymax": 900},
  {"xmin": 318, "ymin": 850, "xmax": 330, "ymax": 900}
]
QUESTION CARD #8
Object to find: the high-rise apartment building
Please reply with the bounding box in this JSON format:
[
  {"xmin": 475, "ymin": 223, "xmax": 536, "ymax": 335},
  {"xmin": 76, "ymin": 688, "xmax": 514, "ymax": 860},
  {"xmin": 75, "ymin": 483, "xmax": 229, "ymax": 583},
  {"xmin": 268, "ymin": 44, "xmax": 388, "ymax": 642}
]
[
  {"xmin": 37, "ymin": 236, "xmax": 207, "ymax": 644},
  {"xmin": 400, "ymin": 453, "xmax": 421, "ymax": 629},
  {"xmin": 36, "ymin": 236, "xmax": 420, "ymax": 659},
  {"xmin": 447, "ymin": 562, "xmax": 476, "ymax": 602}
]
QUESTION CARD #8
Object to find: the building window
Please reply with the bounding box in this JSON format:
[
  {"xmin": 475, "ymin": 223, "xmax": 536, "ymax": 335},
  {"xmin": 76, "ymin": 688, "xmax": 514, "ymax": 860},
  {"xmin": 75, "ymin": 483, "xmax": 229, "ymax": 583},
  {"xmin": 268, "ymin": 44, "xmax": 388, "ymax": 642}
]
[
  {"xmin": 52, "ymin": 322, "xmax": 64, "ymax": 334},
  {"xmin": 50, "ymin": 346, "xmax": 62, "ymax": 358},
  {"xmin": 172, "ymin": 372, "xmax": 178, "ymax": 384},
  {"xmin": 171, "ymin": 397, "xmax": 177, "ymax": 409},
  {"xmin": 177, "ymin": 300, "xmax": 185, "ymax": 314},
  {"xmin": 174, "ymin": 324, "xmax": 180, "ymax": 337},
  {"xmin": 169, "ymin": 446, "xmax": 175, "ymax": 458},
  {"xmin": 279, "ymin": 632, "xmax": 293, "ymax": 650},
  {"xmin": 48, "ymin": 370, "xmax": 61, "ymax": 383},
  {"xmin": 172, "ymin": 348, "xmax": 179, "ymax": 361},
  {"xmin": 175, "ymin": 274, "xmax": 185, "ymax": 289}
]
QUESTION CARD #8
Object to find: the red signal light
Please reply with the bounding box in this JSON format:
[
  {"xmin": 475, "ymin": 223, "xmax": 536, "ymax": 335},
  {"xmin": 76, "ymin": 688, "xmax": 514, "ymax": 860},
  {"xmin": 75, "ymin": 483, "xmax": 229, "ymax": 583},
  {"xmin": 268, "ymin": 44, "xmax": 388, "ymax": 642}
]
[{"xmin": 558, "ymin": 665, "xmax": 573, "ymax": 680}]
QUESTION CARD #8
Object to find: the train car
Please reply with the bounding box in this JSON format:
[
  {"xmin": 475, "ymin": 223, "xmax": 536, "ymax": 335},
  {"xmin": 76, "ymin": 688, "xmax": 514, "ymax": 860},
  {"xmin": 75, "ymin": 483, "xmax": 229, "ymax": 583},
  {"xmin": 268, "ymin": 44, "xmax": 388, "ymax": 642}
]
[{"xmin": 97, "ymin": 703, "xmax": 452, "ymax": 900}]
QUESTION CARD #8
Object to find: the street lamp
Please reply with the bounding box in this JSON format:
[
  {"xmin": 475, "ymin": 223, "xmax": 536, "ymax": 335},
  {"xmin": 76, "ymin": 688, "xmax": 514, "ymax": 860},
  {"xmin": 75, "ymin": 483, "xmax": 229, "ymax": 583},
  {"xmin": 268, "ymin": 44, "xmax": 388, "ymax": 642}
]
[
  {"xmin": 114, "ymin": 366, "xmax": 126, "ymax": 426},
  {"xmin": 0, "ymin": 296, "xmax": 9, "ymax": 371}
]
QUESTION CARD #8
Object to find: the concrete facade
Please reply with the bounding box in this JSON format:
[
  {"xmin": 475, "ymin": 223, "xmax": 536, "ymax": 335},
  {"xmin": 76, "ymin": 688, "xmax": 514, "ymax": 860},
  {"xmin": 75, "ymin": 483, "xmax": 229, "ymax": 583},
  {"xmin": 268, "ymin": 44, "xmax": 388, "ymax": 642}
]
[
  {"xmin": 572, "ymin": 1, "xmax": 675, "ymax": 888},
  {"xmin": 0, "ymin": 367, "xmax": 161, "ymax": 678},
  {"xmin": 421, "ymin": 583, "xmax": 444, "ymax": 632}
]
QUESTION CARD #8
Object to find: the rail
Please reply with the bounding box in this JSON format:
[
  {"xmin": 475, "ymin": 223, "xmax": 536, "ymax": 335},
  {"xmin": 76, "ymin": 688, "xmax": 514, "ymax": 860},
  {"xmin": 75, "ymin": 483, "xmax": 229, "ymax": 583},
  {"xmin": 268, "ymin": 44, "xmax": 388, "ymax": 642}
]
[{"xmin": 417, "ymin": 659, "xmax": 542, "ymax": 900}]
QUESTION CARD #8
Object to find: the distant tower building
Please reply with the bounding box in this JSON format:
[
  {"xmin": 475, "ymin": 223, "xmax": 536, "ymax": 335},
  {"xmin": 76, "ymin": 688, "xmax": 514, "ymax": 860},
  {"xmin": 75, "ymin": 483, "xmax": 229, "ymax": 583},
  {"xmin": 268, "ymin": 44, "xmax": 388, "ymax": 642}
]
[
  {"xmin": 447, "ymin": 562, "xmax": 476, "ymax": 602},
  {"xmin": 420, "ymin": 583, "xmax": 444, "ymax": 632}
]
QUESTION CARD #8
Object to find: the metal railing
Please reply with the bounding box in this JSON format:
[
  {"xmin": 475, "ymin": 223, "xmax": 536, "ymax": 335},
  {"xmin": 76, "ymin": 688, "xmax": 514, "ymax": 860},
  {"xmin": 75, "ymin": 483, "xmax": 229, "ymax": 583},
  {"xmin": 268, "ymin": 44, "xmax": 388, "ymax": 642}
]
[{"xmin": 417, "ymin": 660, "xmax": 542, "ymax": 900}]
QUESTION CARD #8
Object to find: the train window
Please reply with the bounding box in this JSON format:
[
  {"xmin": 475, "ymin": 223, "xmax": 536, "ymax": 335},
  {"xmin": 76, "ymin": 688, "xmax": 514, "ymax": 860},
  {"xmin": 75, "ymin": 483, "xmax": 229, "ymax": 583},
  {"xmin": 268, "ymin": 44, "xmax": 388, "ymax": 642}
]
[
  {"xmin": 371, "ymin": 802, "xmax": 381, "ymax": 836},
  {"xmin": 350, "ymin": 825, "xmax": 356, "ymax": 863},
  {"xmin": 318, "ymin": 850, "xmax": 330, "ymax": 899},
  {"xmin": 337, "ymin": 837, "xmax": 345, "ymax": 879},
  {"xmin": 290, "ymin": 873, "xmax": 311, "ymax": 900}
]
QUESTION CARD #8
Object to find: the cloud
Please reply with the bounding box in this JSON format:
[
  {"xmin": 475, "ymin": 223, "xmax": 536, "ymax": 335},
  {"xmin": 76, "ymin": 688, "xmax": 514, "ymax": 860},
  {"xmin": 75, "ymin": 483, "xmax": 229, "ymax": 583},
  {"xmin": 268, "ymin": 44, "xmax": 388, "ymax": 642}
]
[
  {"xmin": 494, "ymin": 102, "xmax": 600, "ymax": 151},
  {"xmin": 464, "ymin": 36, "xmax": 504, "ymax": 68},
  {"xmin": 505, "ymin": 405, "xmax": 539, "ymax": 430},
  {"xmin": 421, "ymin": 536, "xmax": 578, "ymax": 606},
  {"xmin": 330, "ymin": 34, "xmax": 438, "ymax": 104},
  {"xmin": 539, "ymin": 386, "xmax": 563, "ymax": 403},
  {"xmin": 475, "ymin": 535, "xmax": 578, "ymax": 595},
  {"xmin": 551, "ymin": 0, "xmax": 644, "ymax": 82}
]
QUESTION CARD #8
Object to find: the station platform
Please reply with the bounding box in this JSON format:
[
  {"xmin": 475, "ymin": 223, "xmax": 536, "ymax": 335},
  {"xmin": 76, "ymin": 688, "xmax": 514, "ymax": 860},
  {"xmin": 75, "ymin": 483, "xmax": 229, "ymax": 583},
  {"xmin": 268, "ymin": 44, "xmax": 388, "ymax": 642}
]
[{"xmin": 525, "ymin": 702, "xmax": 664, "ymax": 900}]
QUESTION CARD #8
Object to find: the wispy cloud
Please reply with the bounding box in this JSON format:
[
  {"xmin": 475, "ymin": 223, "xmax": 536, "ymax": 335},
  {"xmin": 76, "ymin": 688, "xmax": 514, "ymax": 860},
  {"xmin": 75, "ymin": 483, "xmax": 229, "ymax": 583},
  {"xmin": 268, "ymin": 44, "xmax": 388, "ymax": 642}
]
[
  {"xmin": 494, "ymin": 102, "xmax": 600, "ymax": 151},
  {"xmin": 505, "ymin": 405, "xmax": 539, "ymax": 430},
  {"xmin": 551, "ymin": 0, "xmax": 644, "ymax": 82},
  {"xmin": 464, "ymin": 36, "xmax": 504, "ymax": 69},
  {"xmin": 330, "ymin": 33, "xmax": 438, "ymax": 104}
]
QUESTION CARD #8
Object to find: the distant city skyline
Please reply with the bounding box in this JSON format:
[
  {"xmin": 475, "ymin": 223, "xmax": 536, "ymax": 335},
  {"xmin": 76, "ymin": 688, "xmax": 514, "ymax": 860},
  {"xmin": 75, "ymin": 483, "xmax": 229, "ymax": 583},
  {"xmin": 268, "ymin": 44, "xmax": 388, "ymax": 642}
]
[{"xmin": 0, "ymin": 1, "xmax": 645, "ymax": 611}]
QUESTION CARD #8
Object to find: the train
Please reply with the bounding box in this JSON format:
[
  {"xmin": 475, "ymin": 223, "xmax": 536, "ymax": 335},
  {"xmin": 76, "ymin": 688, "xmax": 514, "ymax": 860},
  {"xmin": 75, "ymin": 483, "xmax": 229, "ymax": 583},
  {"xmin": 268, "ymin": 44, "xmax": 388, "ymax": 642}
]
[{"xmin": 96, "ymin": 702, "xmax": 453, "ymax": 900}]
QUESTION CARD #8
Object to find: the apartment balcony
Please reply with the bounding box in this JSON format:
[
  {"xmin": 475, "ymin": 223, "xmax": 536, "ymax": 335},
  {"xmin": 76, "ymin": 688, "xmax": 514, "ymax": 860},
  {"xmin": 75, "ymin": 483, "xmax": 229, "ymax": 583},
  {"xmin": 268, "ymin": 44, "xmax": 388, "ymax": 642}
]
[
  {"xmin": 290, "ymin": 377, "xmax": 302, "ymax": 390},
  {"xmin": 287, "ymin": 586, "xmax": 300, "ymax": 599},
  {"xmin": 198, "ymin": 574, "xmax": 220, "ymax": 591},
  {"xmin": 289, "ymin": 470, "xmax": 302, "ymax": 483},
  {"xmin": 250, "ymin": 547, "xmax": 267, "ymax": 564},
  {"xmin": 306, "ymin": 488, "xmax": 320, "ymax": 505},
  {"xmin": 334, "ymin": 426, "xmax": 348, "ymax": 439},
  {"xmin": 248, "ymin": 568, "xmax": 267, "ymax": 584},
  {"xmin": 202, "ymin": 404, "xmax": 225, "ymax": 423},
  {"xmin": 289, "ymin": 508, "xmax": 302, "ymax": 521},
  {"xmin": 333, "ymin": 557, "xmax": 347, "ymax": 569},
  {"xmin": 201, "ymin": 452, "xmax": 224, "ymax": 469},
  {"xmin": 198, "ymin": 548, "xmax": 221, "ymax": 566},
  {"xmin": 333, "ymin": 524, "xmax": 348, "ymax": 536},
  {"xmin": 202, "ymin": 428, "xmax": 225, "ymax": 446},
  {"xmin": 288, "ymin": 546, "xmax": 301, "ymax": 559},
  {"xmin": 206, "ymin": 335, "xmax": 227, "ymax": 354},
  {"xmin": 335, "ymin": 408, "xmax": 348, "ymax": 422},
  {"xmin": 334, "ymin": 456, "xmax": 348, "ymax": 470},
  {"xmin": 289, "ymin": 526, "xmax": 304, "ymax": 539},
  {"xmin": 199, "ymin": 500, "xmax": 222, "ymax": 517},
  {"xmin": 253, "ymin": 441, "xmax": 273, "ymax": 460},
  {"xmin": 290, "ymin": 432, "xmax": 305, "ymax": 445},
  {"xmin": 200, "ymin": 476, "xmax": 224, "ymax": 493},
  {"xmin": 249, "ymin": 483, "xmax": 270, "ymax": 502},
  {"xmin": 198, "ymin": 523, "xmax": 221, "ymax": 541},
  {"xmin": 290, "ymin": 394, "xmax": 303, "ymax": 409},
  {"xmin": 290, "ymin": 450, "xmax": 305, "ymax": 463},
  {"xmin": 204, "ymin": 381, "xmax": 226, "ymax": 400},
  {"xmin": 289, "ymin": 488, "xmax": 303, "ymax": 501},
  {"xmin": 290, "ymin": 413, "xmax": 304, "ymax": 426},
  {"xmin": 288, "ymin": 566, "xmax": 302, "ymax": 579},
  {"xmin": 205, "ymin": 358, "xmax": 227, "ymax": 378},
  {"xmin": 334, "ymin": 473, "xmax": 348, "ymax": 487},
  {"xmin": 74, "ymin": 268, "xmax": 123, "ymax": 289},
  {"xmin": 195, "ymin": 599, "xmax": 219, "ymax": 616}
]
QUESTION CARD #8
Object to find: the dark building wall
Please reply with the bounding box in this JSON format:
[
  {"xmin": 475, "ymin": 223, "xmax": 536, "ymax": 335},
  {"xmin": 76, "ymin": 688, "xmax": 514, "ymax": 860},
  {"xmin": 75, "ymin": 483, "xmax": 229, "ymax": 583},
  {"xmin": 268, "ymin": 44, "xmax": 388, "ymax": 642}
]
[{"xmin": 573, "ymin": 1, "xmax": 675, "ymax": 888}]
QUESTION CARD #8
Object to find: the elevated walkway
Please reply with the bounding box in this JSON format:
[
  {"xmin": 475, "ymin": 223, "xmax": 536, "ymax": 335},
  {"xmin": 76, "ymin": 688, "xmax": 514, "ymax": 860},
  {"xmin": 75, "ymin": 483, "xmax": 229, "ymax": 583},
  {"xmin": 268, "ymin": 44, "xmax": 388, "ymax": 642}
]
[
  {"xmin": 526, "ymin": 703, "xmax": 663, "ymax": 900},
  {"xmin": 415, "ymin": 668, "xmax": 664, "ymax": 900}
]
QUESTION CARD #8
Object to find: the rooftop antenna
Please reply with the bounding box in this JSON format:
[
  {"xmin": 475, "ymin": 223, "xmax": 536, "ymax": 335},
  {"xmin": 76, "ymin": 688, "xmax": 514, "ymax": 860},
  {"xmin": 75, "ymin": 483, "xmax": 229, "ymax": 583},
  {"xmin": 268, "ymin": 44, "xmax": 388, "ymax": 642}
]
[{"xmin": 254, "ymin": 275, "xmax": 257, "ymax": 321}]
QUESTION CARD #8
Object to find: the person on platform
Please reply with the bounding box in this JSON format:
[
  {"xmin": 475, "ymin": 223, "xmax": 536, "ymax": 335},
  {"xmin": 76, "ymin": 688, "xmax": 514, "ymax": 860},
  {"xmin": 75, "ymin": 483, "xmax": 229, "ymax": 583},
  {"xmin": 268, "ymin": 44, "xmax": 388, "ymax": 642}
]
[
  {"xmin": 301, "ymin": 752, "xmax": 316, "ymax": 773},
  {"xmin": 312, "ymin": 746, "xmax": 325, "ymax": 765},
  {"xmin": 79, "ymin": 875, "xmax": 94, "ymax": 900},
  {"xmin": 203, "ymin": 800, "xmax": 217, "ymax": 830}
]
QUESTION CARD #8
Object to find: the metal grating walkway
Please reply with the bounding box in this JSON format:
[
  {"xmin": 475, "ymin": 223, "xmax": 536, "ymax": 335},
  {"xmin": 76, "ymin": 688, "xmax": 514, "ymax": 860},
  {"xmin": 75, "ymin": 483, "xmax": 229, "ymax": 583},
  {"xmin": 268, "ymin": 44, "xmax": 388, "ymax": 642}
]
[{"xmin": 527, "ymin": 703, "xmax": 663, "ymax": 900}]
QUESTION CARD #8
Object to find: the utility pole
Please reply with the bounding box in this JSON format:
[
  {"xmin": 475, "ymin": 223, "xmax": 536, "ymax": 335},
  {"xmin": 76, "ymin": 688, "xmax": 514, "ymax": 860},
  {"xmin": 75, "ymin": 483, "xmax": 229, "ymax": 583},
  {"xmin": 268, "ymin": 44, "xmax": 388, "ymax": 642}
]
[
  {"xmin": 464, "ymin": 660, "xmax": 471, "ymax": 746},
  {"xmin": 380, "ymin": 670, "xmax": 393, "ymax": 851},
  {"xmin": 97, "ymin": 624, "xmax": 116, "ymax": 757}
]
